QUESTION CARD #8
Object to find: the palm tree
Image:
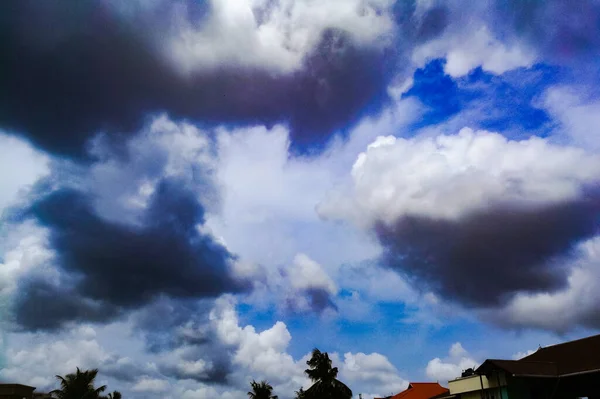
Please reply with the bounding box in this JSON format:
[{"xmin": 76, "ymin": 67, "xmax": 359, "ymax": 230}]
[
  {"xmin": 105, "ymin": 391, "xmax": 122, "ymax": 399},
  {"xmin": 247, "ymin": 380, "xmax": 278, "ymax": 399},
  {"xmin": 50, "ymin": 368, "xmax": 107, "ymax": 399},
  {"xmin": 302, "ymin": 349, "xmax": 352, "ymax": 399}
]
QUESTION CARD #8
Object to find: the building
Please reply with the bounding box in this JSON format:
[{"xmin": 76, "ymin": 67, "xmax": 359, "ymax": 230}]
[
  {"xmin": 441, "ymin": 371, "xmax": 506, "ymax": 399},
  {"xmin": 443, "ymin": 333, "xmax": 600, "ymax": 399},
  {"xmin": 0, "ymin": 384, "xmax": 51, "ymax": 399},
  {"xmin": 375, "ymin": 382, "xmax": 449, "ymax": 399},
  {"xmin": 0, "ymin": 384, "xmax": 36, "ymax": 399}
]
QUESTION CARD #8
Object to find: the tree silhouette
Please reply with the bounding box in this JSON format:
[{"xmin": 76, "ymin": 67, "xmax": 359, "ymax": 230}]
[
  {"xmin": 50, "ymin": 368, "xmax": 107, "ymax": 399},
  {"xmin": 105, "ymin": 391, "xmax": 122, "ymax": 399},
  {"xmin": 302, "ymin": 348, "xmax": 352, "ymax": 399},
  {"xmin": 247, "ymin": 380, "xmax": 278, "ymax": 399},
  {"xmin": 295, "ymin": 387, "xmax": 306, "ymax": 399}
]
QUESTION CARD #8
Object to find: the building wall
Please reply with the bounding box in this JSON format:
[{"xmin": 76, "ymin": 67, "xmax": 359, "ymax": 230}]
[{"xmin": 449, "ymin": 373, "xmax": 507, "ymax": 395}]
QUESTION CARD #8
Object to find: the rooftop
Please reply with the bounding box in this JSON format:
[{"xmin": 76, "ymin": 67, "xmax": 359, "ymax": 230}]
[
  {"xmin": 376, "ymin": 382, "xmax": 449, "ymax": 399},
  {"xmin": 476, "ymin": 333, "xmax": 600, "ymax": 378}
]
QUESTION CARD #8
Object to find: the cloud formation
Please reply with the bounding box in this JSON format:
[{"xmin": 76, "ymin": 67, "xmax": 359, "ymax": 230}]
[
  {"xmin": 426, "ymin": 342, "xmax": 478, "ymax": 383},
  {"xmin": 320, "ymin": 128, "xmax": 600, "ymax": 307},
  {"xmin": 14, "ymin": 178, "xmax": 244, "ymax": 331},
  {"xmin": 0, "ymin": 0, "xmax": 396, "ymax": 157}
]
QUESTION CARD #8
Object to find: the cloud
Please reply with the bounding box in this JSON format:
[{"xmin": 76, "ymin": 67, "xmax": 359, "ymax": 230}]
[
  {"xmin": 284, "ymin": 254, "xmax": 338, "ymax": 313},
  {"xmin": 412, "ymin": 25, "xmax": 535, "ymax": 77},
  {"xmin": 0, "ymin": 133, "xmax": 49, "ymax": 215},
  {"xmin": 0, "ymin": 325, "xmax": 134, "ymax": 392},
  {"xmin": 162, "ymin": 0, "xmax": 396, "ymax": 74},
  {"xmin": 492, "ymin": 0, "xmax": 600, "ymax": 65},
  {"xmin": 0, "ymin": 1, "xmax": 395, "ymax": 157},
  {"xmin": 511, "ymin": 349, "xmax": 535, "ymax": 360},
  {"xmin": 5, "ymin": 117, "xmax": 251, "ymax": 331},
  {"xmin": 14, "ymin": 178, "xmax": 244, "ymax": 331},
  {"xmin": 426, "ymin": 343, "xmax": 478, "ymax": 383},
  {"xmin": 490, "ymin": 236, "xmax": 600, "ymax": 332},
  {"xmin": 132, "ymin": 377, "xmax": 170, "ymax": 393},
  {"xmin": 543, "ymin": 85, "xmax": 600, "ymax": 150},
  {"xmin": 337, "ymin": 352, "xmax": 407, "ymax": 397},
  {"xmin": 319, "ymin": 128, "xmax": 600, "ymax": 308}
]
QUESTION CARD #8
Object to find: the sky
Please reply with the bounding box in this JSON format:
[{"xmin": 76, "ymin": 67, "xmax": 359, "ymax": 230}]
[{"xmin": 1, "ymin": 1, "xmax": 600, "ymax": 398}]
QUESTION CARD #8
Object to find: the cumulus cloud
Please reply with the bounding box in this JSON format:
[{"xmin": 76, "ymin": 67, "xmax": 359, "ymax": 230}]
[
  {"xmin": 319, "ymin": 128, "xmax": 600, "ymax": 308},
  {"xmin": 337, "ymin": 352, "xmax": 407, "ymax": 397},
  {"xmin": 426, "ymin": 343, "xmax": 478, "ymax": 383}
]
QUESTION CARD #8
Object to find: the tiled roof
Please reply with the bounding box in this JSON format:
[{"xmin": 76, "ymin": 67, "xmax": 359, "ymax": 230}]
[{"xmin": 375, "ymin": 382, "xmax": 449, "ymax": 399}]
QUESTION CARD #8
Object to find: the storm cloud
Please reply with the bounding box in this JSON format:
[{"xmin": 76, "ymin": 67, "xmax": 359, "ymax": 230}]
[
  {"xmin": 377, "ymin": 198, "xmax": 600, "ymax": 307},
  {"xmin": 0, "ymin": 0, "xmax": 394, "ymax": 157},
  {"xmin": 14, "ymin": 178, "xmax": 246, "ymax": 330}
]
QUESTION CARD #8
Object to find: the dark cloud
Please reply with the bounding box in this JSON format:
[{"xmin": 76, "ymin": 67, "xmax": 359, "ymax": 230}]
[
  {"xmin": 493, "ymin": 0, "xmax": 600, "ymax": 63},
  {"xmin": 0, "ymin": 0, "xmax": 393, "ymax": 158},
  {"xmin": 14, "ymin": 178, "xmax": 246, "ymax": 330},
  {"xmin": 416, "ymin": 6, "xmax": 449, "ymax": 41},
  {"xmin": 305, "ymin": 288, "xmax": 338, "ymax": 313},
  {"xmin": 102, "ymin": 357, "xmax": 154, "ymax": 383},
  {"xmin": 13, "ymin": 278, "xmax": 121, "ymax": 331},
  {"xmin": 132, "ymin": 298, "xmax": 233, "ymax": 384},
  {"xmin": 376, "ymin": 198, "xmax": 600, "ymax": 307}
]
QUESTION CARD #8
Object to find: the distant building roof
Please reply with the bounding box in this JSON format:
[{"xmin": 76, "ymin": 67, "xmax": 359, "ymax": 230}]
[
  {"xmin": 375, "ymin": 382, "xmax": 449, "ymax": 399},
  {"xmin": 477, "ymin": 333, "xmax": 600, "ymax": 378}
]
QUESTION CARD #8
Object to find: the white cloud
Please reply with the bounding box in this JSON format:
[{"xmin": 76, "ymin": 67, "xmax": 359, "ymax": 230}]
[
  {"xmin": 210, "ymin": 295, "xmax": 306, "ymax": 387},
  {"xmin": 132, "ymin": 377, "xmax": 170, "ymax": 393},
  {"xmin": 0, "ymin": 132, "xmax": 49, "ymax": 215},
  {"xmin": 411, "ymin": 10, "xmax": 536, "ymax": 77},
  {"xmin": 543, "ymin": 85, "xmax": 600, "ymax": 151},
  {"xmin": 0, "ymin": 222, "xmax": 55, "ymax": 299},
  {"xmin": 204, "ymin": 99, "xmax": 418, "ymax": 280},
  {"xmin": 288, "ymin": 253, "xmax": 337, "ymax": 294},
  {"xmin": 318, "ymin": 127, "xmax": 600, "ymax": 226},
  {"xmin": 162, "ymin": 0, "xmax": 396, "ymax": 74},
  {"xmin": 426, "ymin": 342, "xmax": 478, "ymax": 384},
  {"xmin": 337, "ymin": 352, "xmax": 408, "ymax": 397},
  {"xmin": 511, "ymin": 349, "xmax": 535, "ymax": 360},
  {"xmin": 0, "ymin": 326, "xmax": 118, "ymax": 392}
]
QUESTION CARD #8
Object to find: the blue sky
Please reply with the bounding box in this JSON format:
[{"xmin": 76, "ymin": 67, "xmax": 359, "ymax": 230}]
[{"xmin": 1, "ymin": 1, "xmax": 600, "ymax": 398}]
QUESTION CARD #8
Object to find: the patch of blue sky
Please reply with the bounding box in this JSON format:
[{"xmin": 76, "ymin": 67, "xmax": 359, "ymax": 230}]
[{"xmin": 403, "ymin": 59, "xmax": 564, "ymax": 138}]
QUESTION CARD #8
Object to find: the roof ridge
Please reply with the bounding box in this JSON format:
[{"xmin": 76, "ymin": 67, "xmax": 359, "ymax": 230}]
[
  {"xmin": 409, "ymin": 382, "xmax": 443, "ymax": 384},
  {"xmin": 534, "ymin": 333, "xmax": 600, "ymax": 351}
]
